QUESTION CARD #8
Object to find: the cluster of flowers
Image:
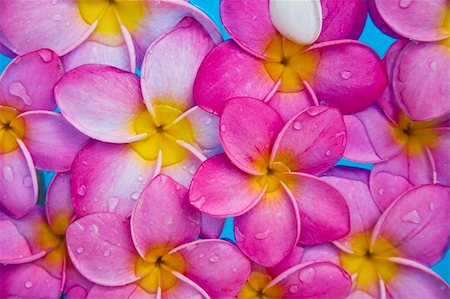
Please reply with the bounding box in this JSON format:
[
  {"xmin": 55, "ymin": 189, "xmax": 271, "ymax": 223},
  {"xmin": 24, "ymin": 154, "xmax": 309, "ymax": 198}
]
[{"xmin": 0, "ymin": 0, "xmax": 449, "ymax": 298}]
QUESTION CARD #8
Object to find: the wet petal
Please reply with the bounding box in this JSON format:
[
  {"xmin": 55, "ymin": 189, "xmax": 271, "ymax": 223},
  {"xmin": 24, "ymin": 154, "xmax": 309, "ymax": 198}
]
[
  {"xmin": 430, "ymin": 129, "xmax": 450, "ymax": 186},
  {"xmin": 46, "ymin": 172, "xmax": 74, "ymax": 235},
  {"xmin": 268, "ymin": 246, "xmax": 305, "ymax": 277},
  {"xmin": 64, "ymin": 260, "xmax": 94, "ymax": 299},
  {"xmin": 267, "ymin": 89, "xmax": 316, "ymax": 122},
  {"xmin": 200, "ymin": 214, "xmax": 225, "ymax": 239},
  {"xmin": 87, "ymin": 284, "xmax": 150, "ymax": 299},
  {"xmin": 301, "ymin": 243, "xmax": 340, "ymax": 264},
  {"xmin": 184, "ymin": 107, "xmax": 221, "ymax": 154}
]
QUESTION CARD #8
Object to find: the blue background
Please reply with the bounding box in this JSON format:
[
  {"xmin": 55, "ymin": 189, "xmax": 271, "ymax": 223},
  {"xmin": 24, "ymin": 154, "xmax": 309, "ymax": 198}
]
[{"xmin": 0, "ymin": 0, "xmax": 447, "ymax": 283}]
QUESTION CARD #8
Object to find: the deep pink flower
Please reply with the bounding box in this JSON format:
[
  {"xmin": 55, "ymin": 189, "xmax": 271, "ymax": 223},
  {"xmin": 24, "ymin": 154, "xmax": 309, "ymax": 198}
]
[
  {"xmin": 66, "ymin": 175, "xmax": 251, "ymax": 298},
  {"xmin": 54, "ymin": 20, "xmax": 223, "ymax": 219},
  {"xmin": 193, "ymin": 0, "xmax": 387, "ymax": 121},
  {"xmin": 343, "ymin": 40, "xmax": 449, "ymax": 210},
  {"xmin": 0, "ymin": 50, "xmax": 88, "ymax": 218},
  {"xmin": 0, "ymin": 0, "xmax": 221, "ymax": 72},
  {"xmin": 190, "ymin": 97, "xmax": 350, "ymax": 267}
]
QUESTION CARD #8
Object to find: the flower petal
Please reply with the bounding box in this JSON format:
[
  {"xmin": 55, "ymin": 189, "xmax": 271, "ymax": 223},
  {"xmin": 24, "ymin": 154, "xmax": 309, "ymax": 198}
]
[
  {"xmin": 131, "ymin": 175, "xmax": 200, "ymax": 257},
  {"xmin": 66, "ymin": 213, "xmax": 140, "ymax": 286},
  {"xmin": 184, "ymin": 107, "xmax": 221, "ymax": 155},
  {"xmin": 0, "ymin": 49, "xmax": 63, "ymax": 112},
  {"xmin": 235, "ymin": 188, "xmax": 300, "ymax": 267},
  {"xmin": 392, "ymin": 41, "xmax": 450, "ymax": 121},
  {"xmin": 268, "ymin": 246, "xmax": 305, "ymax": 277},
  {"xmin": 221, "ymin": 97, "xmax": 284, "ymax": 174},
  {"xmin": 161, "ymin": 276, "xmax": 208, "ymax": 299},
  {"xmin": 141, "ymin": 19, "xmax": 214, "ymax": 111},
  {"xmin": 267, "ymin": 89, "xmax": 316, "ymax": 122},
  {"xmin": 20, "ymin": 111, "xmax": 89, "ymax": 172},
  {"xmin": 71, "ymin": 141, "xmax": 156, "ymax": 217},
  {"xmin": 46, "ymin": 172, "xmax": 74, "ymax": 235},
  {"xmin": 173, "ymin": 239, "xmax": 251, "ymax": 298},
  {"xmin": 272, "ymin": 106, "xmax": 345, "ymax": 175},
  {"xmin": 282, "ymin": 173, "xmax": 350, "ymax": 244},
  {"xmin": 87, "ymin": 284, "xmax": 150, "ymax": 299},
  {"xmin": 367, "ymin": 0, "xmax": 404, "ymax": 39},
  {"xmin": 301, "ymin": 243, "xmax": 340, "ymax": 264},
  {"xmin": 193, "ymin": 41, "xmax": 275, "ymax": 116},
  {"xmin": 65, "ymin": 260, "xmax": 94, "ymax": 299},
  {"xmin": 189, "ymin": 154, "xmax": 266, "ymax": 217},
  {"xmin": 430, "ymin": 129, "xmax": 450, "ymax": 186},
  {"xmin": 372, "ymin": 185, "xmax": 449, "ymax": 266},
  {"xmin": 200, "ymin": 214, "xmax": 225, "ymax": 239},
  {"xmin": 308, "ymin": 40, "xmax": 388, "ymax": 114},
  {"xmin": 55, "ymin": 64, "xmax": 146, "ymax": 143}
]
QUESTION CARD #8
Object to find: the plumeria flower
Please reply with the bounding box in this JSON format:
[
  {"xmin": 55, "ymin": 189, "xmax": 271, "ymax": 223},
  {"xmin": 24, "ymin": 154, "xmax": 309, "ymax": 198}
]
[
  {"xmin": 321, "ymin": 166, "xmax": 450, "ymax": 298},
  {"xmin": 0, "ymin": 49, "xmax": 88, "ymax": 218},
  {"xmin": 190, "ymin": 97, "xmax": 350, "ymax": 267},
  {"xmin": 343, "ymin": 40, "xmax": 449, "ymax": 210},
  {"xmin": 237, "ymin": 245, "xmax": 352, "ymax": 299},
  {"xmin": 368, "ymin": 0, "xmax": 450, "ymax": 41},
  {"xmin": 0, "ymin": 172, "xmax": 94, "ymax": 298},
  {"xmin": 193, "ymin": 0, "xmax": 387, "ymax": 121},
  {"xmin": 54, "ymin": 20, "xmax": 222, "ymax": 219},
  {"xmin": 66, "ymin": 175, "xmax": 251, "ymax": 298},
  {"xmin": 0, "ymin": 0, "xmax": 221, "ymax": 72}
]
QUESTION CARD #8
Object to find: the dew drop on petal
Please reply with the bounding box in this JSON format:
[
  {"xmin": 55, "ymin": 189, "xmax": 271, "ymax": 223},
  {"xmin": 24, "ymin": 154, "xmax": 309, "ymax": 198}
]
[
  {"xmin": 429, "ymin": 61, "xmax": 438, "ymax": 71},
  {"xmin": 107, "ymin": 197, "xmax": 119, "ymax": 212},
  {"xmin": 325, "ymin": 150, "xmax": 331, "ymax": 156},
  {"xmin": 289, "ymin": 285, "xmax": 299, "ymax": 293},
  {"xmin": 429, "ymin": 202, "xmax": 435, "ymax": 211},
  {"xmin": 131, "ymin": 192, "xmax": 140, "ymax": 200},
  {"xmin": 9, "ymin": 82, "xmax": 32, "ymax": 105},
  {"xmin": 76, "ymin": 185, "xmax": 86, "ymax": 196},
  {"xmin": 188, "ymin": 166, "xmax": 197, "ymax": 175},
  {"xmin": 209, "ymin": 253, "xmax": 220, "ymax": 263},
  {"xmin": 254, "ymin": 229, "xmax": 272, "ymax": 240},
  {"xmin": 204, "ymin": 117, "xmax": 212, "ymax": 125},
  {"xmin": 2, "ymin": 165, "xmax": 14, "ymax": 182},
  {"xmin": 24, "ymin": 281, "xmax": 33, "ymax": 289},
  {"xmin": 299, "ymin": 267, "xmax": 315, "ymax": 283},
  {"xmin": 89, "ymin": 224, "xmax": 99, "ymax": 234},
  {"xmin": 232, "ymin": 267, "xmax": 238, "ymax": 273},
  {"xmin": 399, "ymin": 0, "xmax": 412, "ymax": 9},
  {"xmin": 192, "ymin": 196, "xmax": 206, "ymax": 208},
  {"xmin": 220, "ymin": 124, "xmax": 226, "ymax": 132},
  {"xmin": 76, "ymin": 247, "xmax": 84, "ymax": 254},
  {"xmin": 293, "ymin": 122, "xmax": 302, "ymax": 130},
  {"xmin": 52, "ymin": 14, "xmax": 62, "ymax": 21},
  {"xmin": 38, "ymin": 49, "xmax": 53, "ymax": 63},
  {"xmin": 23, "ymin": 176, "xmax": 32, "ymax": 187},
  {"xmin": 81, "ymin": 160, "xmax": 88, "ymax": 166},
  {"xmin": 103, "ymin": 249, "xmax": 111, "ymax": 257},
  {"xmin": 175, "ymin": 184, "xmax": 181, "ymax": 191},
  {"xmin": 378, "ymin": 188, "xmax": 384, "ymax": 196},
  {"xmin": 137, "ymin": 175, "xmax": 144, "ymax": 182},
  {"xmin": 340, "ymin": 71, "xmax": 351, "ymax": 80},
  {"xmin": 401, "ymin": 210, "xmax": 422, "ymax": 224}
]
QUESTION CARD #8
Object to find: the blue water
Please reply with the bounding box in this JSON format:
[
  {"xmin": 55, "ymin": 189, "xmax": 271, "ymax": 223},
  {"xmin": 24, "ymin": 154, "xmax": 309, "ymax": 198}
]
[{"xmin": 0, "ymin": 0, "xmax": 447, "ymax": 283}]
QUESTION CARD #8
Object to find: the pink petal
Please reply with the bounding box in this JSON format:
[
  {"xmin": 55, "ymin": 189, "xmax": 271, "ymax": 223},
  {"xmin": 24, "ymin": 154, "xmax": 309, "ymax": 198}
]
[
  {"xmin": 301, "ymin": 243, "xmax": 340, "ymax": 264},
  {"xmin": 189, "ymin": 154, "xmax": 266, "ymax": 217},
  {"xmin": 0, "ymin": 49, "xmax": 63, "ymax": 112},
  {"xmin": 64, "ymin": 260, "xmax": 94, "ymax": 299},
  {"xmin": 71, "ymin": 141, "xmax": 156, "ymax": 218},
  {"xmin": 392, "ymin": 41, "xmax": 450, "ymax": 121},
  {"xmin": 160, "ymin": 151, "xmax": 203, "ymax": 189},
  {"xmin": 87, "ymin": 284, "xmax": 150, "ymax": 299},
  {"xmin": 20, "ymin": 111, "xmax": 89, "ymax": 172},
  {"xmin": 267, "ymin": 89, "xmax": 316, "ymax": 122},
  {"xmin": 193, "ymin": 41, "xmax": 275, "ymax": 116},
  {"xmin": 282, "ymin": 173, "xmax": 350, "ymax": 244},
  {"xmin": 235, "ymin": 189, "xmax": 300, "ymax": 267},
  {"xmin": 316, "ymin": 0, "xmax": 368, "ymax": 42},
  {"xmin": 386, "ymin": 258, "xmax": 449, "ymax": 298},
  {"xmin": 268, "ymin": 246, "xmax": 305, "ymax": 277},
  {"xmin": 367, "ymin": 0, "xmax": 405, "ymax": 39},
  {"xmin": 309, "ymin": 40, "xmax": 388, "ymax": 114},
  {"xmin": 220, "ymin": 0, "xmax": 277, "ymax": 59},
  {"xmin": 373, "ymin": 0, "xmax": 449, "ymax": 41},
  {"xmin": 66, "ymin": 213, "xmax": 140, "ymax": 286},
  {"xmin": 323, "ymin": 165, "xmax": 370, "ymax": 184},
  {"xmin": 173, "ymin": 239, "xmax": 251, "ymax": 298},
  {"xmin": 430, "ymin": 129, "xmax": 450, "ymax": 185},
  {"xmin": 54, "ymin": 64, "xmax": 146, "ymax": 143},
  {"xmin": 0, "ymin": 0, "xmax": 92, "ymax": 55},
  {"xmin": 269, "ymin": 261, "xmax": 352, "ymax": 298},
  {"xmin": 184, "ymin": 107, "xmax": 221, "ymax": 155},
  {"xmin": 0, "ymin": 141, "xmax": 37, "ymax": 218},
  {"xmin": 161, "ymin": 277, "xmax": 208, "ymax": 299},
  {"xmin": 221, "ymin": 97, "xmax": 284, "ymax": 174},
  {"xmin": 46, "ymin": 172, "xmax": 74, "ymax": 235},
  {"xmin": 372, "ymin": 185, "xmax": 449, "ymax": 266},
  {"xmin": 272, "ymin": 106, "xmax": 345, "ymax": 175},
  {"xmin": 141, "ymin": 19, "xmax": 215, "ymax": 111},
  {"xmin": 200, "ymin": 214, "xmax": 225, "ymax": 239},
  {"xmin": 0, "ymin": 40, "xmax": 16, "ymax": 58},
  {"xmin": 131, "ymin": 175, "xmax": 200, "ymax": 257}
]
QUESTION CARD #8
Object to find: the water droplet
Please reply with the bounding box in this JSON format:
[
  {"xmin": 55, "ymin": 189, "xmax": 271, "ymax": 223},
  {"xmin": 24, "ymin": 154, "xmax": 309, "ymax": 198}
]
[
  {"xmin": 89, "ymin": 224, "xmax": 99, "ymax": 234},
  {"xmin": 251, "ymin": 15, "xmax": 256, "ymax": 21},
  {"xmin": 137, "ymin": 175, "xmax": 144, "ymax": 182},
  {"xmin": 232, "ymin": 267, "xmax": 238, "ymax": 273},
  {"xmin": 76, "ymin": 185, "xmax": 86, "ymax": 196},
  {"xmin": 107, "ymin": 197, "xmax": 119, "ymax": 212},
  {"xmin": 299, "ymin": 267, "xmax": 315, "ymax": 283},
  {"xmin": 65, "ymin": 21, "xmax": 71, "ymax": 26},
  {"xmin": 322, "ymin": 4, "xmax": 329, "ymax": 18},
  {"xmin": 254, "ymin": 229, "xmax": 272, "ymax": 240},
  {"xmin": 38, "ymin": 49, "xmax": 53, "ymax": 62},
  {"xmin": 204, "ymin": 117, "xmax": 212, "ymax": 125},
  {"xmin": 399, "ymin": 0, "xmax": 412, "ymax": 8},
  {"xmin": 175, "ymin": 184, "xmax": 181, "ymax": 191},
  {"xmin": 319, "ymin": 100, "xmax": 328, "ymax": 106},
  {"xmin": 430, "ymin": 61, "xmax": 438, "ymax": 71},
  {"xmin": 220, "ymin": 124, "xmax": 226, "ymax": 132},
  {"xmin": 9, "ymin": 82, "xmax": 32, "ymax": 105},
  {"xmin": 131, "ymin": 192, "xmax": 140, "ymax": 200},
  {"xmin": 22, "ymin": 176, "xmax": 32, "ymax": 187},
  {"xmin": 76, "ymin": 247, "xmax": 84, "ymax": 254},
  {"xmin": 325, "ymin": 150, "xmax": 331, "ymax": 156},
  {"xmin": 50, "ymin": 0, "xmax": 58, "ymax": 4},
  {"xmin": 192, "ymin": 196, "xmax": 206, "ymax": 208},
  {"xmin": 2, "ymin": 165, "xmax": 14, "ymax": 182},
  {"xmin": 209, "ymin": 253, "xmax": 220, "ymax": 263},
  {"xmin": 167, "ymin": 217, "xmax": 173, "ymax": 225},
  {"xmin": 52, "ymin": 14, "xmax": 62, "ymax": 21},
  {"xmin": 401, "ymin": 210, "xmax": 422, "ymax": 224},
  {"xmin": 81, "ymin": 160, "xmax": 88, "ymax": 166},
  {"xmin": 340, "ymin": 71, "xmax": 351, "ymax": 80},
  {"xmin": 429, "ymin": 202, "xmax": 435, "ymax": 211},
  {"xmin": 188, "ymin": 166, "xmax": 197, "ymax": 175},
  {"xmin": 378, "ymin": 188, "xmax": 384, "ymax": 196},
  {"xmin": 293, "ymin": 122, "xmax": 302, "ymax": 130},
  {"xmin": 24, "ymin": 281, "xmax": 33, "ymax": 288},
  {"xmin": 103, "ymin": 249, "xmax": 111, "ymax": 257},
  {"xmin": 289, "ymin": 285, "xmax": 299, "ymax": 293}
]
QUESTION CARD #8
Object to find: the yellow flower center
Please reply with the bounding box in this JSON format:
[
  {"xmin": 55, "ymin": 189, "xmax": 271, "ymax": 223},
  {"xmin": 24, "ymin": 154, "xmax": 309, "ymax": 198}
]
[
  {"xmin": 130, "ymin": 105, "xmax": 195, "ymax": 167},
  {"xmin": 340, "ymin": 233, "xmax": 399, "ymax": 290},
  {"xmin": 135, "ymin": 247, "xmax": 186, "ymax": 293},
  {"xmin": 0, "ymin": 106, "xmax": 26, "ymax": 154},
  {"xmin": 263, "ymin": 34, "xmax": 318, "ymax": 92},
  {"xmin": 238, "ymin": 271, "xmax": 282, "ymax": 299},
  {"xmin": 257, "ymin": 162, "xmax": 291, "ymax": 193}
]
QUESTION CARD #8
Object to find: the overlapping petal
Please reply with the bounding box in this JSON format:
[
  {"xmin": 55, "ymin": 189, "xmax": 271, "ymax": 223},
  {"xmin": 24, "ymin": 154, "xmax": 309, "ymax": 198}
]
[
  {"xmin": 46, "ymin": 172, "xmax": 74, "ymax": 235},
  {"xmin": 199, "ymin": 215, "xmax": 225, "ymax": 239}
]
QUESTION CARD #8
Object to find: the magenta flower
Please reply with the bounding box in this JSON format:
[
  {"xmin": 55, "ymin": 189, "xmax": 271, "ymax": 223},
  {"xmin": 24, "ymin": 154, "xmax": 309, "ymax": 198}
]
[
  {"xmin": 54, "ymin": 20, "xmax": 222, "ymax": 219},
  {"xmin": 193, "ymin": 0, "xmax": 387, "ymax": 121},
  {"xmin": 343, "ymin": 40, "xmax": 449, "ymax": 210},
  {"xmin": 0, "ymin": 172, "xmax": 93, "ymax": 298},
  {"xmin": 0, "ymin": 0, "xmax": 221, "ymax": 72},
  {"xmin": 0, "ymin": 50, "xmax": 88, "ymax": 218},
  {"xmin": 189, "ymin": 97, "xmax": 350, "ymax": 267},
  {"xmin": 321, "ymin": 167, "xmax": 449, "ymax": 298},
  {"xmin": 66, "ymin": 175, "xmax": 250, "ymax": 298}
]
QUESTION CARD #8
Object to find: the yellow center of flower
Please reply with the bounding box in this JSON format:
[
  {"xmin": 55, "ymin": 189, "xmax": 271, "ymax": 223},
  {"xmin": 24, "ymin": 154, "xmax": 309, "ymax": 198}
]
[
  {"xmin": 263, "ymin": 34, "xmax": 318, "ymax": 93},
  {"xmin": 78, "ymin": 0, "xmax": 145, "ymax": 37},
  {"xmin": 238, "ymin": 271, "xmax": 283, "ymax": 299},
  {"xmin": 257, "ymin": 162, "xmax": 291, "ymax": 193},
  {"xmin": 130, "ymin": 105, "xmax": 194, "ymax": 167},
  {"xmin": 36, "ymin": 214, "xmax": 70, "ymax": 268},
  {"xmin": 391, "ymin": 113, "xmax": 440, "ymax": 155},
  {"xmin": 340, "ymin": 233, "xmax": 399, "ymax": 290},
  {"xmin": 0, "ymin": 106, "xmax": 25, "ymax": 154},
  {"xmin": 135, "ymin": 247, "xmax": 186, "ymax": 293}
]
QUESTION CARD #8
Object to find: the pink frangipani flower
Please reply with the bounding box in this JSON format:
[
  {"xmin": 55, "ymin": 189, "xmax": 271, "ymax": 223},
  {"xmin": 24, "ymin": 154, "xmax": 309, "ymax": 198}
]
[
  {"xmin": 54, "ymin": 20, "xmax": 222, "ymax": 219},
  {"xmin": 0, "ymin": 0, "xmax": 221, "ymax": 72},
  {"xmin": 0, "ymin": 50, "xmax": 88, "ymax": 218},
  {"xmin": 0, "ymin": 172, "xmax": 94, "ymax": 298},
  {"xmin": 193, "ymin": 0, "xmax": 387, "ymax": 121},
  {"xmin": 321, "ymin": 167, "xmax": 450, "ymax": 298},
  {"xmin": 66, "ymin": 175, "xmax": 251, "ymax": 298},
  {"xmin": 343, "ymin": 40, "xmax": 449, "ymax": 210},
  {"xmin": 189, "ymin": 97, "xmax": 350, "ymax": 267}
]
